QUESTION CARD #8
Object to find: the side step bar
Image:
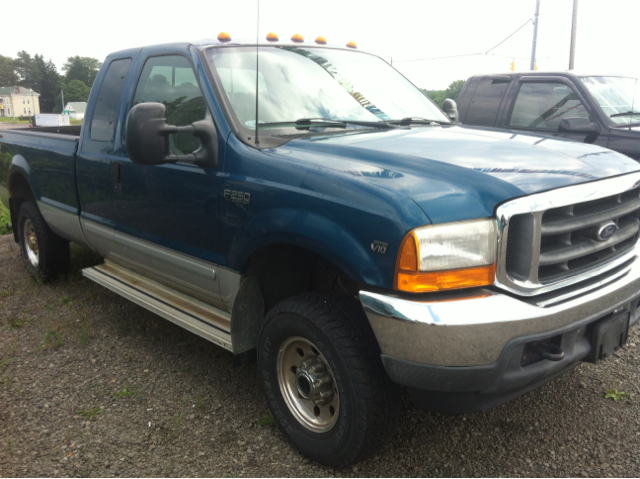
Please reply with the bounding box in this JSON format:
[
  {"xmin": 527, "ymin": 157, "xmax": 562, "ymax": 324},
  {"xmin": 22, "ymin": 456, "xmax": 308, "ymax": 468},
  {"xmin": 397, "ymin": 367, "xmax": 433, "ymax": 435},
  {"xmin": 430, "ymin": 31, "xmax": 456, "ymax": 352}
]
[{"xmin": 83, "ymin": 261, "xmax": 232, "ymax": 351}]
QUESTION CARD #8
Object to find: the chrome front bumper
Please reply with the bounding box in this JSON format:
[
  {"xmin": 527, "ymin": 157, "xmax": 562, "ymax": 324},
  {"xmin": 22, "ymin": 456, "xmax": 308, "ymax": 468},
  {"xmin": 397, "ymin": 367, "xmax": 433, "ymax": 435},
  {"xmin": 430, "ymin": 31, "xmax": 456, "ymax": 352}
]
[{"xmin": 359, "ymin": 254, "xmax": 640, "ymax": 368}]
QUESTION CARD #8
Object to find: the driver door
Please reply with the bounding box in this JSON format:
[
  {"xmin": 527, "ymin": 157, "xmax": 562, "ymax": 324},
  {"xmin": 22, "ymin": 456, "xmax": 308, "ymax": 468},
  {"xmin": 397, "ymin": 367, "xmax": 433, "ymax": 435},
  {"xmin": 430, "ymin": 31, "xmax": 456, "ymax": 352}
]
[
  {"xmin": 506, "ymin": 77, "xmax": 609, "ymax": 148},
  {"xmin": 111, "ymin": 54, "xmax": 224, "ymax": 307}
]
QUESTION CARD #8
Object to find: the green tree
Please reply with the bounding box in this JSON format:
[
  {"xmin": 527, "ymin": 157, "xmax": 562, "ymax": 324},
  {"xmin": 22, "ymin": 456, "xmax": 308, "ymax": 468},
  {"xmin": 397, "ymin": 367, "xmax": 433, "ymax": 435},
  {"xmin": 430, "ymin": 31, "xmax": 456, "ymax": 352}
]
[
  {"xmin": 62, "ymin": 56, "xmax": 101, "ymax": 87},
  {"xmin": 0, "ymin": 55, "xmax": 18, "ymax": 86},
  {"xmin": 33, "ymin": 55, "xmax": 61, "ymax": 113},
  {"xmin": 444, "ymin": 80, "xmax": 465, "ymax": 103},
  {"xmin": 14, "ymin": 51, "xmax": 38, "ymax": 89},
  {"xmin": 54, "ymin": 79, "xmax": 90, "ymax": 111},
  {"xmin": 422, "ymin": 79, "xmax": 465, "ymax": 109}
]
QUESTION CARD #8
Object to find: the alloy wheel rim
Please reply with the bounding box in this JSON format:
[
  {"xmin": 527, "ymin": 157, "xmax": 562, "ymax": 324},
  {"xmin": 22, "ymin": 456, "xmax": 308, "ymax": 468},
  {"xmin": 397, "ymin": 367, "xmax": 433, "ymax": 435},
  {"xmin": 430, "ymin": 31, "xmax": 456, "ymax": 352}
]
[
  {"xmin": 277, "ymin": 336, "xmax": 340, "ymax": 432},
  {"xmin": 23, "ymin": 219, "xmax": 39, "ymax": 267}
]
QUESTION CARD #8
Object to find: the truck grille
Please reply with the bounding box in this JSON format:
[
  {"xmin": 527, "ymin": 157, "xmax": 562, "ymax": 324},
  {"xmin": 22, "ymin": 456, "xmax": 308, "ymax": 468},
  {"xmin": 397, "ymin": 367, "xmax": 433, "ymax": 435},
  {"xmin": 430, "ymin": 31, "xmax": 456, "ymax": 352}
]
[{"xmin": 497, "ymin": 173, "xmax": 640, "ymax": 296}]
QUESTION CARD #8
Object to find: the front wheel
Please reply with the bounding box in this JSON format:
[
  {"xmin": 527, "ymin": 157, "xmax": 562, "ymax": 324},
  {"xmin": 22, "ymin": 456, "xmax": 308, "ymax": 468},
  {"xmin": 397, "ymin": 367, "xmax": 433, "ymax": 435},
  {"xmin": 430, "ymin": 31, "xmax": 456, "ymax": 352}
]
[{"xmin": 258, "ymin": 293, "xmax": 400, "ymax": 468}]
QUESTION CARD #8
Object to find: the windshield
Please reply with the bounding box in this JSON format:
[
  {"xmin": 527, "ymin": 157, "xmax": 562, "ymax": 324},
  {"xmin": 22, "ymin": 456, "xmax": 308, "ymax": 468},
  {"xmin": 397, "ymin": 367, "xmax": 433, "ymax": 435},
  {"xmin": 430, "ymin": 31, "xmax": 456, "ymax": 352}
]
[
  {"xmin": 580, "ymin": 76, "xmax": 640, "ymax": 126},
  {"xmin": 204, "ymin": 46, "xmax": 449, "ymax": 132}
]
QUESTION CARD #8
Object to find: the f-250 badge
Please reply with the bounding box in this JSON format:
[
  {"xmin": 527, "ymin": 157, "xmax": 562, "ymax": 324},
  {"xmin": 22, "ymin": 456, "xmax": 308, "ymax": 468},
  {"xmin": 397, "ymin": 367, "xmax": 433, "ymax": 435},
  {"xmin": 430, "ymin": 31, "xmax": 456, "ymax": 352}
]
[
  {"xmin": 224, "ymin": 189, "xmax": 251, "ymax": 205},
  {"xmin": 371, "ymin": 240, "xmax": 388, "ymax": 254}
]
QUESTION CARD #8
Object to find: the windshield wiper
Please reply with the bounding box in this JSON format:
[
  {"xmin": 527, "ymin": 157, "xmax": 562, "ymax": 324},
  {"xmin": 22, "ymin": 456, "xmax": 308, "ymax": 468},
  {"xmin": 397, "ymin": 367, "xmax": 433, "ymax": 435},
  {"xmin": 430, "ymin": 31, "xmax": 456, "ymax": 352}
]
[
  {"xmin": 259, "ymin": 118, "xmax": 397, "ymax": 130},
  {"xmin": 389, "ymin": 117, "xmax": 449, "ymax": 126},
  {"xmin": 258, "ymin": 118, "xmax": 347, "ymax": 129},
  {"xmin": 610, "ymin": 111, "xmax": 640, "ymax": 118}
]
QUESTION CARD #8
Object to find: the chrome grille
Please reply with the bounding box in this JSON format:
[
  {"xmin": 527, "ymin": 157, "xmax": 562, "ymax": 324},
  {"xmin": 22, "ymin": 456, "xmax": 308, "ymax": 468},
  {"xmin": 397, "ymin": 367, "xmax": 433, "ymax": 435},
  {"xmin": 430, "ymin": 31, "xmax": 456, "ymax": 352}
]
[
  {"xmin": 495, "ymin": 173, "xmax": 640, "ymax": 297},
  {"xmin": 538, "ymin": 188, "xmax": 640, "ymax": 282}
]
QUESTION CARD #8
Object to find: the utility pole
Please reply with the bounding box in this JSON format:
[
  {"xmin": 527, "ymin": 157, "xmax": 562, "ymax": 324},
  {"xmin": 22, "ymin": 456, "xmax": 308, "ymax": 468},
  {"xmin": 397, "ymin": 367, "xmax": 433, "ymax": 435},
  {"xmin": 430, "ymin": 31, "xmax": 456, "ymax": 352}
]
[
  {"xmin": 61, "ymin": 89, "xmax": 65, "ymax": 114},
  {"xmin": 569, "ymin": 0, "xmax": 579, "ymax": 70},
  {"xmin": 530, "ymin": 0, "xmax": 541, "ymax": 71}
]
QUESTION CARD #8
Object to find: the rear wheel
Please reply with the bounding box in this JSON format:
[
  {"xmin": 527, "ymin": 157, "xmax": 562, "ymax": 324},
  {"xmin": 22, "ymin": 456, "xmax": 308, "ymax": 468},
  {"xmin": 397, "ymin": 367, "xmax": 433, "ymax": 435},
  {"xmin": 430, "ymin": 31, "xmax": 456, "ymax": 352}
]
[
  {"xmin": 258, "ymin": 292, "xmax": 400, "ymax": 468},
  {"xmin": 17, "ymin": 201, "xmax": 69, "ymax": 280}
]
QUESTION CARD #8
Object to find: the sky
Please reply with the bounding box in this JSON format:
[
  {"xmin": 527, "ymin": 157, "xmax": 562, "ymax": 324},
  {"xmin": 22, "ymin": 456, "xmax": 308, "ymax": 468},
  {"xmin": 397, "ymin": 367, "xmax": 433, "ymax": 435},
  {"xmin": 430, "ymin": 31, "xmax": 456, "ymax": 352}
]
[{"xmin": 3, "ymin": 0, "xmax": 639, "ymax": 90}]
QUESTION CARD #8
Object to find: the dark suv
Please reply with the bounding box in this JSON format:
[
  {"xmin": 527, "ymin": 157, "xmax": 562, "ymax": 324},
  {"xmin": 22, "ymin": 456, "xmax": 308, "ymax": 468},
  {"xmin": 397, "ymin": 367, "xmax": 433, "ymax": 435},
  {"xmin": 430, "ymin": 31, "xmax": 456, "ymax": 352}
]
[{"xmin": 455, "ymin": 71, "xmax": 640, "ymax": 160}]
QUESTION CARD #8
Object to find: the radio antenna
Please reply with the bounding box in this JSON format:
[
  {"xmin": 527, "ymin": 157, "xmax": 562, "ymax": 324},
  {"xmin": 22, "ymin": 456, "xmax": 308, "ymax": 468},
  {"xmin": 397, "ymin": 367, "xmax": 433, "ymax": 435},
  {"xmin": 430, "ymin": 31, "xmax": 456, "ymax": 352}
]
[
  {"xmin": 630, "ymin": 77, "xmax": 638, "ymax": 130},
  {"xmin": 254, "ymin": 0, "xmax": 260, "ymax": 146}
]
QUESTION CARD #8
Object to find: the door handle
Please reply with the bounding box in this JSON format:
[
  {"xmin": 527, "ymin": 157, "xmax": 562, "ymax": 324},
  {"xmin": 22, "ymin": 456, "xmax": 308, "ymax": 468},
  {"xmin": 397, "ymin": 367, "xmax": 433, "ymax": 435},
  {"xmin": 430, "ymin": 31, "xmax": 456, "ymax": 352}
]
[{"xmin": 112, "ymin": 161, "xmax": 122, "ymax": 192}]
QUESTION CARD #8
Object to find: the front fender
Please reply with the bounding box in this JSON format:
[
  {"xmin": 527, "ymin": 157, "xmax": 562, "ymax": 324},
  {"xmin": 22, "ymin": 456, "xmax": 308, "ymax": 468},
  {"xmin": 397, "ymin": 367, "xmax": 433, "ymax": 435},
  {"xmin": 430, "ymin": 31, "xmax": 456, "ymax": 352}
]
[{"xmin": 228, "ymin": 208, "xmax": 385, "ymax": 286}]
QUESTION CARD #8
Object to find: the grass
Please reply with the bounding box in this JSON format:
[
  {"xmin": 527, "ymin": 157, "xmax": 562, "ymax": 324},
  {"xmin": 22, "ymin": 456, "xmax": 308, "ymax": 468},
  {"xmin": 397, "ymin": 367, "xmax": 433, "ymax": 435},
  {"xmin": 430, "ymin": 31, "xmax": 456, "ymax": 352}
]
[
  {"xmin": 114, "ymin": 386, "xmax": 135, "ymax": 398},
  {"xmin": 0, "ymin": 357, "xmax": 13, "ymax": 370},
  {"xmin": 76, "ymin": 407, "xmax": 104, "ymax": 420},
  {"xmin": 605, "ymin": 386, "xmax": 629, "ymax": 401},
  {"xmin": 0, "ymin": 202, "xmax": 10, "ymax": 235},
  {"xmin": 41, "ymin": 329, "xmax": 64, "ymax": 350},
  {"xmin": 257, "ymin": 410, "xmax": 275, "ymax": 427},
  {"xmin": 0, "ymin": 117, "xmax": 29, "ymax": 124}
]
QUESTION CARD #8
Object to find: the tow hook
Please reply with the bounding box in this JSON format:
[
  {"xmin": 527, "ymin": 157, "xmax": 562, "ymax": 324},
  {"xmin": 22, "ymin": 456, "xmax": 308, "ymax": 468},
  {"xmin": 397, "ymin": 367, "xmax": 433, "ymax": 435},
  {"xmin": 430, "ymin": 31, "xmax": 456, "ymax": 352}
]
[{"xmin": 535, "ymin": 342, "xmax": 565, "ymax": 361}]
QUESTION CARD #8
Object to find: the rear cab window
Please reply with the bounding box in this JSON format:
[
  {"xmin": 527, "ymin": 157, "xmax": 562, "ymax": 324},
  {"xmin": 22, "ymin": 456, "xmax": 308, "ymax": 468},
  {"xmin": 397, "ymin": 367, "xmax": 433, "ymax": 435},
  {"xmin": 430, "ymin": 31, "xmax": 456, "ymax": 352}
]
[
  {"xmin": 463, "ymin": 78, "xmax": 510, "ymax": 127},
  {"xmin": 91, "ymin": 58, "xmax": 132, "ymax": 142}
]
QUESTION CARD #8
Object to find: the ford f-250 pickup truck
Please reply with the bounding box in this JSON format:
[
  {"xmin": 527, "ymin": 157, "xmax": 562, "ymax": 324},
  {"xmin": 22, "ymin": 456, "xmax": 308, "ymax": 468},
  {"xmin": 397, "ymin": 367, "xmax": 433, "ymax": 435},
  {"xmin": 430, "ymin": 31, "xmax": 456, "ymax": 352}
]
[
  {"xmin": 455, "ymin": 71, "xmax": 640, "ymax": 160},
  {"xmin": 2, "ymin": 35, "xmax": 640, "ymax": 467}
]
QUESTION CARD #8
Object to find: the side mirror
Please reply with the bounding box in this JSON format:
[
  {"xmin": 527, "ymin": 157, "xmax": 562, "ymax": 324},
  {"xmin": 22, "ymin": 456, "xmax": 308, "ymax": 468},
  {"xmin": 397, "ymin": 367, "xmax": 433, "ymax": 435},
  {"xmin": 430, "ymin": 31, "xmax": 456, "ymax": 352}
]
[
  {"xmin": 558, "ymin": 117, "xmax": 600, "ymax": 144},
  {"xmin": 442, "ymin": 99, "xmax": 459, "ymax": 123},
  {"xmin": 558, "ymin": 117, "xmax": 598, "ymax": 133},
  {"xmin": 125, "ymin": 102, "xmax": 218, "ymax": 168}
]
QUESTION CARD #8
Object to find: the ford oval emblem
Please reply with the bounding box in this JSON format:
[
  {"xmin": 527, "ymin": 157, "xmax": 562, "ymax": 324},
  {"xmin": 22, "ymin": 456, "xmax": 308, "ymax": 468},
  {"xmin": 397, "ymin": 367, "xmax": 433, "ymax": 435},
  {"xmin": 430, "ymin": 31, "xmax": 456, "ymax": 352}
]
[{"xmin": 597, "ymin": 222, "xmax": 618, "ymax": 241}]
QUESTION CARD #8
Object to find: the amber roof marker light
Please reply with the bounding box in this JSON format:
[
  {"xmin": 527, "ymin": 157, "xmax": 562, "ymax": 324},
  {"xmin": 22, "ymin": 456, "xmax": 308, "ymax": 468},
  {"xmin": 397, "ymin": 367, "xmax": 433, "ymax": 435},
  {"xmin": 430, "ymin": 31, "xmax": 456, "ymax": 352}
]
[
  {"xmin": 346, "ymin": 41, "xmax": 357, "ymax": 49},
  {"xmin": 217, "ymin": 31, "xmax": 232, "ymax": 43},
  {"xmin": 315, "ymin": 36, "xmax": 327, "ymax": 45},
  {"xmin": 291, "ymin": 33, "xmax": 304, "ymax": 43},
  {"xmin": 266, "ymin": 32, "xmax": 279, "ymax": 42}
]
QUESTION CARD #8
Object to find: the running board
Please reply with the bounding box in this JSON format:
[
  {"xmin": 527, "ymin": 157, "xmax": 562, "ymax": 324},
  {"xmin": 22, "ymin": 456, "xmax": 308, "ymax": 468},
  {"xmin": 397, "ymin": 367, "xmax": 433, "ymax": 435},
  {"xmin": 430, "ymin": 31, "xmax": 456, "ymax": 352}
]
[{"xmin": 82, "ymin": 261, "xmax": 232, "ymax": 351}]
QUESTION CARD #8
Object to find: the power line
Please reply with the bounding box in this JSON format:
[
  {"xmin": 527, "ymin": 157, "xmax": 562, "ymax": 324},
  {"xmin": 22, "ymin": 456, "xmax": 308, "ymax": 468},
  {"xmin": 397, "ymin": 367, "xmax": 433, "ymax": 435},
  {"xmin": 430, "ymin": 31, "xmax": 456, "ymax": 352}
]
[
  {"xmin": 485, "ymin": 18, "xmax": 533, "ymax": 54},
  {"xmin": 394, "ymin": 53, "xmax": 483, "ymax": 63},
  {"xmin": 393, "ymin": 16, "xmax": 535, "ymax": 64}
]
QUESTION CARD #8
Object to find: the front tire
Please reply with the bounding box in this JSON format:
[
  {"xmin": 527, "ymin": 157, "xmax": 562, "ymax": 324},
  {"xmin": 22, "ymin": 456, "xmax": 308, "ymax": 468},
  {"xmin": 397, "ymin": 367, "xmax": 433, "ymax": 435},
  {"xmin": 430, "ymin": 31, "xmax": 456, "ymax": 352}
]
[
  {"xmin": 258, "ymin": 292, "xmax": 400, "ymax": 468},
  {"xmin": 17, "ymin": 201, "xmax": 69, "ymax": 280}
]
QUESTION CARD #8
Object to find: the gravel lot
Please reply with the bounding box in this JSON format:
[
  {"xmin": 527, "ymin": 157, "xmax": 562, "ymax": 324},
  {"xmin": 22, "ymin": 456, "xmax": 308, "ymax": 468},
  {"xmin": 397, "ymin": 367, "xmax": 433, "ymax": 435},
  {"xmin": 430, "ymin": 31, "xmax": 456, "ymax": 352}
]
[{"xmin": 1, "ymin": 233, "xmax": 640, "ymax": 477}]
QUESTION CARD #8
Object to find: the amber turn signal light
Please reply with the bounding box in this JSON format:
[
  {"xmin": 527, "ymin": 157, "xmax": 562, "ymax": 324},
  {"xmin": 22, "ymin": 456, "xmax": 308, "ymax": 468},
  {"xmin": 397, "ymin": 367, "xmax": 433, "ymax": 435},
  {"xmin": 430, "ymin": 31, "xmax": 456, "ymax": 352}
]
[{"xmin": 395, "ymin": 265, "xmax": 496, "ymax": 293}]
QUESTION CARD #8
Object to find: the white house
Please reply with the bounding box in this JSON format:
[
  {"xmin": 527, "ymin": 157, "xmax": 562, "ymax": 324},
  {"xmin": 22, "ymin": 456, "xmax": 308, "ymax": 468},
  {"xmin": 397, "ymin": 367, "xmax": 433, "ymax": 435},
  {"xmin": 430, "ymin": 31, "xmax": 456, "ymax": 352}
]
[
  {"xmin": 64, "ymin": 101, "xmax": 87, "ymax": 120},
  {"xmin": 0, "ymin": 86, "xmax": 41, "ymax": 117}
]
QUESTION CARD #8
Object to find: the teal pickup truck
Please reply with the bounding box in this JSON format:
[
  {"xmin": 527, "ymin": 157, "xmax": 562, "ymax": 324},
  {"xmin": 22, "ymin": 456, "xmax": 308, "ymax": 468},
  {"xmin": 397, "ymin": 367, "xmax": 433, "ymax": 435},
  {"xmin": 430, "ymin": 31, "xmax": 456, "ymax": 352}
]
[{"xmin": 2, "ymin": 35, "xmax": 640, "ymax": 466}]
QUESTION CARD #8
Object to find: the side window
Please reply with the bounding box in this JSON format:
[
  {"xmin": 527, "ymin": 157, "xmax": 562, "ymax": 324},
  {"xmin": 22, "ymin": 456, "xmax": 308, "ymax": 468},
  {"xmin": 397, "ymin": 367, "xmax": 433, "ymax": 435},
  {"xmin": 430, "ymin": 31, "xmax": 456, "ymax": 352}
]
[
  {"xmin": 464, "ymin": 78, "xmax": 509, "ymax": 126},
  {"xmin": 509, "ymin": 82, "xmax": 589, "ymax": 130},
  {"xmin": 91, "ymin": 58, "xmax": 132, "ymax": 142},
  {"xmin": 132, "ymin": 55, "xmax": 208, "ymax": 155}
]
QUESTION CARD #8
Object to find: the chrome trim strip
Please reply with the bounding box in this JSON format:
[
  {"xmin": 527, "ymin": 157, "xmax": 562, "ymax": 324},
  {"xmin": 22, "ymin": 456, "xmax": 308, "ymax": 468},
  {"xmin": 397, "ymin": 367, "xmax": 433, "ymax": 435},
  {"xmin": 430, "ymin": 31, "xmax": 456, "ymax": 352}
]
[
  {"xmin": 495, "ymin": 172, "xmax": 640, "ymax": 296},
  {"xmin": 79, "ymin": 218, "xmax": 242, "ymax": 312},
  {"xmin": 534, "ymin": 265, "xmax": 632, "ymax": 308},
  {"xmin": 359, "ymin": 254, "xmax": 640, "ymax": 366},
  {"xmin": 38, "ymin": 201, "xmax": 90, "ymax": 248}
]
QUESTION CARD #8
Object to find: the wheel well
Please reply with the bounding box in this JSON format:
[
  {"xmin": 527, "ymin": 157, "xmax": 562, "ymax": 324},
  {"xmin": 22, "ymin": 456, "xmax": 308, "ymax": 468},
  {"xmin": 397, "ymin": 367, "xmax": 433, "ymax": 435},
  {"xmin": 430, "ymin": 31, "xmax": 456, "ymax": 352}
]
[
  {"xmin": 8, "ymin": 173, "xmax": 35, "ymax": 242},
  {"xmin": 244, "ymin": 244, "xmax": 359, "ymax": 313}
]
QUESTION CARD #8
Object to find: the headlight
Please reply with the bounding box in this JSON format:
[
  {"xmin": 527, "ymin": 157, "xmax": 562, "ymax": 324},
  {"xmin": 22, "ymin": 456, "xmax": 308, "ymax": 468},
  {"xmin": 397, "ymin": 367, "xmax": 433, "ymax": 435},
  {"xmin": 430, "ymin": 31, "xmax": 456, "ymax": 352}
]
[{"xmin": 395, "ymin": 218, "xmax": 497, "ymax": 293}]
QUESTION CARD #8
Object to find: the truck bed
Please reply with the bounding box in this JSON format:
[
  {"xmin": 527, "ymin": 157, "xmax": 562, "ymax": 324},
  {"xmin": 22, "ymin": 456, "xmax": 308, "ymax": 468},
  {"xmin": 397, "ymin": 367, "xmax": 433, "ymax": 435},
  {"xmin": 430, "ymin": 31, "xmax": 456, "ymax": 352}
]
[
  {"xmin": 0, "ymin": 127, "xmax": 81, "ymax": 215},
  {"xmin": 3, "ymin": 125, "xmax": 81, "ymax": 139}
]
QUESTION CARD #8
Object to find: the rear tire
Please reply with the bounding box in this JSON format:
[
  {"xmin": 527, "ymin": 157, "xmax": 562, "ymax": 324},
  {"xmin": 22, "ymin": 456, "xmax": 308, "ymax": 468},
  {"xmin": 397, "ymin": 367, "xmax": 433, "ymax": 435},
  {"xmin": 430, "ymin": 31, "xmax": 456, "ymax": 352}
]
[
  {"xmin": 258, "ymin": 292, "xmax": 400, "ymax": 468},
  {"xmin": 17, "ymin": 201, "xmax": 69, "ymax": 280}
]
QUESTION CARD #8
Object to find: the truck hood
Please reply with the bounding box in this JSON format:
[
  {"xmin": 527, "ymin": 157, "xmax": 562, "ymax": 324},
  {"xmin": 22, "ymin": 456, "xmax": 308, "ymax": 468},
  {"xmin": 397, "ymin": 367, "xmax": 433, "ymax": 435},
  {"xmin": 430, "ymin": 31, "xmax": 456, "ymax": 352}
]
[{"xmin": 279, "ymin": 124, "xmax": 640, "ymax": 223}]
